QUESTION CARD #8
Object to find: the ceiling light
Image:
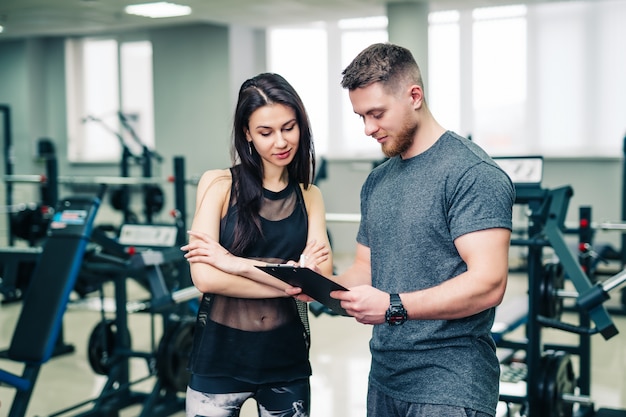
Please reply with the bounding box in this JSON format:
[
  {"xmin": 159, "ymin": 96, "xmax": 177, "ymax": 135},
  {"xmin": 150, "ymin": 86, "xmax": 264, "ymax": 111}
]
[{"xmin": 125, "ymin": 2, "xmax": 192, "ymax": 19}]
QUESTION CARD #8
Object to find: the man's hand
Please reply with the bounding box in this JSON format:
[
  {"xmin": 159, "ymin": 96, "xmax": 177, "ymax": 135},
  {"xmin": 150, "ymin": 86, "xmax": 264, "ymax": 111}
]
[{"xmin": 331, "ymin": 285, "xmax": 389, "ymax": 325}]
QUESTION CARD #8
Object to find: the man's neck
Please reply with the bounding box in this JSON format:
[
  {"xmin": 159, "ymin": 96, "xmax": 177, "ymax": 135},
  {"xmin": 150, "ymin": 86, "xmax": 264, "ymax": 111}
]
[{"xmin": 402, "ymin": 117, "xmax": 446, "ymax": 159}]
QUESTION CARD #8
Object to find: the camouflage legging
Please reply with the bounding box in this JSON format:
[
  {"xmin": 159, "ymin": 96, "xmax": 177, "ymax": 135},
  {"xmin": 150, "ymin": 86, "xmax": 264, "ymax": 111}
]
[{"xmin": 186, "ymin": 378, "xmax": 310, "ymax": 417}]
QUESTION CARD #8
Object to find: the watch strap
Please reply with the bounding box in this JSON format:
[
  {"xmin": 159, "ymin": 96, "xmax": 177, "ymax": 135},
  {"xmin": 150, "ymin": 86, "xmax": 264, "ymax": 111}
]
[
  {"xmin": 390, "ymin": 293, "xmax": 402, "ymax": 308},
  {"xmin": 386, "ymin": 293, "xmax": 407, "ymax": 325}
]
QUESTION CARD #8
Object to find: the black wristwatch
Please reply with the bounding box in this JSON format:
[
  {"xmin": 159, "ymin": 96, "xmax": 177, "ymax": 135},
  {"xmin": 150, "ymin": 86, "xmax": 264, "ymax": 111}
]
[{"xmin": 385, "ymin": 293, "xmax": 407, "ymax": 326}]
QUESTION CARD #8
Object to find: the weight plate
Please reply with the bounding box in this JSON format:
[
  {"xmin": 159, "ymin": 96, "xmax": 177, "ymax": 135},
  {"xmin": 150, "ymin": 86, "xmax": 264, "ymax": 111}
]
[
  {"xmin": 144, "ymin": 185, "xmax": 165, "ymax": 214},
  {"xmin": 87, "ymin": 320, "xmax": 131, "ymax": 376},
  {"xmin": 87, "ymin": 320, "xmax": 114, "ymax": 375},
  {"xmin": 538, "ymin": 350, "xmax": 575, "ymax": 417},
  {"xmin": 539, "ymin": 262, "xmax": 564, "ymax": 319},
  {"xmin": 156, "ymin": 317, "xmax": 195, "ymax": 392}
]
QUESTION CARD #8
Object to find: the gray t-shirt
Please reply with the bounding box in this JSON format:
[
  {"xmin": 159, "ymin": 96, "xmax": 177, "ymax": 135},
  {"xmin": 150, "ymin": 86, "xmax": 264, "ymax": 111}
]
[{"xmin": 357, "ymin": 131, "xmax": 515, "ymax": 416}]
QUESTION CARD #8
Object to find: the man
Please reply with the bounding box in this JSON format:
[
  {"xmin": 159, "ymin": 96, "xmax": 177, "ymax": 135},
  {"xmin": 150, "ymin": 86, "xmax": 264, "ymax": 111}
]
[{"xmin": 329, "ymin": 43, "xmax": 515, "ymax": 416}]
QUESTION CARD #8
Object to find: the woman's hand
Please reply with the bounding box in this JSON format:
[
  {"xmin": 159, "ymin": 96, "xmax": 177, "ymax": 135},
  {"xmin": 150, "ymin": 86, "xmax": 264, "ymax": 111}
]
[
  {"xmin": 284, "ymin": 286, "xmax": 315, "ymax": 303},
  {"xmin": 297, "ymin": 239, "xmax": 330, "ymax": 270},
  {"xmin": 284, "ymin": 239, "xmax": 331, "ymax": 302},
  {"xmin": 182, "ymin": 230, "xmax": 243, "ymax": 275}
]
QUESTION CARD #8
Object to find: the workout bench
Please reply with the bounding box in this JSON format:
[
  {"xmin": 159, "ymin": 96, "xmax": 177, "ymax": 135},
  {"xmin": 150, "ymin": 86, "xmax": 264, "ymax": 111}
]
[{"xmin": 0, "ymin": 195, "xmax": 100, "ymax": 417}]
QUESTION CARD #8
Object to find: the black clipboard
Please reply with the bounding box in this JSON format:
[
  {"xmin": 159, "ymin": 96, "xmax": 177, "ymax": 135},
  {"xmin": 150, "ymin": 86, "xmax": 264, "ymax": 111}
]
[{"xmin": 257, "ymin": 265, "xmax": 350, "ymax": 316}]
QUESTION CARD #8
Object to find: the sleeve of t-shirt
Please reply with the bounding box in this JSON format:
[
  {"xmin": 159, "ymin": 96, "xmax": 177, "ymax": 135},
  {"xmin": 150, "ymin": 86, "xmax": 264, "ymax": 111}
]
[
  {"xmin": 447, "ymin": 162, "xmax": 515, "ymax": 241},
  {"xmin": 356, "ymin": 174, "xmax": 374, "ymax": 248}
]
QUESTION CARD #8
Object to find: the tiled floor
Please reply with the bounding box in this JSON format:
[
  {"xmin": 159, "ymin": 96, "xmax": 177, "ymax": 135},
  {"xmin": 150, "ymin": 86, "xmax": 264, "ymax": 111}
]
[{"xmin": 2, "ymin": 254, "xmax": 626, "ymax": 417}]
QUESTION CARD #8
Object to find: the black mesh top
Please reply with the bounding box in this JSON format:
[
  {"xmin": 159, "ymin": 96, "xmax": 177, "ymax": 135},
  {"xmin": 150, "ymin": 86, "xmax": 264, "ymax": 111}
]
[{"xmin": 188, "ymin": 167, "xmax": 312, "ymax": 384}]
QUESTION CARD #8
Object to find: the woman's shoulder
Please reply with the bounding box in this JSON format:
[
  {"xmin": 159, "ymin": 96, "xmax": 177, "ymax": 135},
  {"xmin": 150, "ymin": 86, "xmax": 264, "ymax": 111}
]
[
  {"xmin": 199, "ymin": 168, "xmax": 231, "ymax": 181},
  {"xmin": 298, "ymin": 182, "xmax": 322, "ymax": 196},
  {"xmin": 299, "ymin": 183, "xmax": 324, "ymax": 208},
  {"xmin": 197, "ymin": 168, "xmax": 232, "ymax": 191}
]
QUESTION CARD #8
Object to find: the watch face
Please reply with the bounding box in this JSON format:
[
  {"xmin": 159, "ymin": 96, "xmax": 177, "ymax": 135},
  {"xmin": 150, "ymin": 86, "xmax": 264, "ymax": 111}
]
[
  {"xmin": 386, "ymin": 307, "xmax": 407, "ymax": 325},
  {"xmin": 388, "ymin": 314, "xmax": 404, "ymax": 325},
  {"xmin": 386, "ymin": 294, "xmax": 407, "ymax": 325}
]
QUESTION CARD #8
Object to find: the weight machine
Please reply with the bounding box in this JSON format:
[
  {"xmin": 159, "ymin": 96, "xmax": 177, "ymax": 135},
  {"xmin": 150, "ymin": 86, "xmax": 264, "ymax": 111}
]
[
  {"xmin": 47, "ymin": 222, "xmax": 197, "ymax": 417},
  {"xmin": 0, "ymin": 194, "xmax": 101, "ymax": 417},
  {"xmin": 0, "ymin": 137, "xmax": 59, "ymax": 303},
  {"xmin": 496, "ymin": 156, "xmax": 626, "ymax": 417},
  {"xmin": 1, "ymin": 153, "xmax": 191, "ymax": 302}
]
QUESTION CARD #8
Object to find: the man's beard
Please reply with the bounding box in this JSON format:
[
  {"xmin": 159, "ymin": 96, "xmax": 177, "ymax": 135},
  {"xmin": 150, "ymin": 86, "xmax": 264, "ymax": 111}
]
[{"xmin": 381, "ymin": 120, "xmax": 417, "ymax": 158}]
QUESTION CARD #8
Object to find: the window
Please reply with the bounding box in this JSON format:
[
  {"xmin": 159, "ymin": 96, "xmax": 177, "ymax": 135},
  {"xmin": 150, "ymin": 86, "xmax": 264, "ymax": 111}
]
[
  {"xmin": 120, "ymin": 41, "xmax": 155, "ymax": 157},
  {"xmin": 268, "ymin": 0, "xmax": 625, "ymax": 159},
  {"xmin": 532, "ymin": 0, "xmax": 626, "ymax": 157},
  {"xmin": 268, "ymin": 25, "xmax": 329, "ymax": 155},
  {"xmin": 339, "ymin": 17, "xmax": 388, "ymax": 157},
  {"xmin": 268, "ymin": 18, "xmax": 387, "ymax": 158},
  {"xmin": 471, "ymin": 5, "xmax": 527, "ymax": 155},
  {"xmin": 428, "ymin": 11, "xmax": 461, "ymax": 135},
  {"xmin": 66, "ymin": 38, "xmax": 154, "ymax": 163}
]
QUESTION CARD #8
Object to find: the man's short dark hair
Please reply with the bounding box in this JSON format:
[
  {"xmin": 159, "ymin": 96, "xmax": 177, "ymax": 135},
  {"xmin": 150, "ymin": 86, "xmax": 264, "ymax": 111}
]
[{"xmin": 341, "ymin": 43, "xmax": 423, "ymax": 93}]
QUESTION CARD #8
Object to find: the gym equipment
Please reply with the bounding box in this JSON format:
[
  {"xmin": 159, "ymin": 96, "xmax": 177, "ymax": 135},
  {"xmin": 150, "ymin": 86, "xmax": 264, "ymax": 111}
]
[
  {"xmin": 4, "ymin": 155, "xmax": 193, "ymax": 237},
  {"xmin": 0, "ymin": 246, "xmax": 41, "ymax": 303},
  {"xmin": 0, "ymin": 141, "xmax": 56, "ymax": 300},
  {"xmin": 572, "ymin": 206, "xmax": 626, "ymax": 314},
  {"xmin": 495, "ymin": 155, "xmax": 626, "ymax": 417},
  {"xmin": 155, "ymin": 315, "xmax": 194, "ymax": 393},
  {"xmin": 538, "ymin": 262, "xmax": 565, "ymax": 320},
  {"xmin": 82, "ymin": 112, "xmax": 166, "ymax": 224},
  {"xmin": 1, "ymin": 136, "xmax": 60, "ymax": 246},
  {"xmin": 2, "ymin": 153, "xmax": 190, "ymax": 305},
  {"xmin": 9, "ymin": 202, "xmax": 55, "ymax": 245},
  {"xmin": 86, "ymin": 319, "xmax": 132, "ymax": 376},
  {"xmin": 48, "ymin": 223, "xmax": 195, "ymax": 417},
  {"xmin": 564, "ymin": 136, "xmax": 626, "ymax": 306},
  {"xmin": 534, "ymin": 186, "xmax": 619, "ymax": 339},
  {"xmin": 537, "ymin": 350, "xmax": 577, "ymax": 417},
  {"xmin": 0, "ymin": 194, "xmax": 101, "ymax": 417},
  {"xmin": 120, "ymin": 111, "xmax": 165, "ymax": 224},
  {"xmin": 2, "ymin": 104, "xmax": 16, "ymax": 245}
]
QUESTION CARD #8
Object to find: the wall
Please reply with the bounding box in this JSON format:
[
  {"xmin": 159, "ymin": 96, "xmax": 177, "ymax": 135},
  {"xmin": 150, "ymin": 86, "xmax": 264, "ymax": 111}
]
[{"xmin": 150, "ymin": 24, "xmax": 232, "ymax": 227}]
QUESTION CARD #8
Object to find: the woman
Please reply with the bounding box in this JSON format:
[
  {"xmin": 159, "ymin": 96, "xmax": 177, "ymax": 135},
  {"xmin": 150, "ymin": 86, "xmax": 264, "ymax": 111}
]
[{"xmin": 181, "ymin": 73, "xmax": 333, "ymax": 417}]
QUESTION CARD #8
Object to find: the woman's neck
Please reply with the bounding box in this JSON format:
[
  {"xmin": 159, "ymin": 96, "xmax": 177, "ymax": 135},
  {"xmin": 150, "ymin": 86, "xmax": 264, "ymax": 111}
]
[{"xmin": 263, "ymin": 166, "xmax": 289, "ymax": 192}]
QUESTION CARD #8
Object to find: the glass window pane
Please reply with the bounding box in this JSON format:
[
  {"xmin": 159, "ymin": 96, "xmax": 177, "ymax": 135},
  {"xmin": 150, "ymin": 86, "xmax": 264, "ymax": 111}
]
[
  {"xmin": 340, "ymin": 29, "xmax": 388, "ymax": 157},
  {"xmin": 82, "ymin": 39, "xmax": 122, "ymax": 162},
  {"xmin": 534, "ymin": 1, "xmax": 625, "ymax": 156},
  {"xmin": 534, "ymin": 3, "xmax": 586, "ymax": 154},
  {"xmin": 268, "ymin": 27, "xmax": 328, "ymax": 155},
  {"xmin": 121, "ymin": 41, "xmax": 155, "ymax": 156},
  {"xmin": 472, "ymin": 15, "xmax": 527, "ymax": 154},
  {"xmin": 594, "ymin": 1, "xmax": 626, "ymax": 155},
  {"xmin": 429, "ymin": 19, "xmax": 461, "ymax": 134}
]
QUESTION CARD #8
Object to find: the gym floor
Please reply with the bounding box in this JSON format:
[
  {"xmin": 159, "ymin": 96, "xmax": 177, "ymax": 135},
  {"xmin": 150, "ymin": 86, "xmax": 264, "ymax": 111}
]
[{"xmin": 1, "ymin": 254, "xmax": 626, "ymax": 417}]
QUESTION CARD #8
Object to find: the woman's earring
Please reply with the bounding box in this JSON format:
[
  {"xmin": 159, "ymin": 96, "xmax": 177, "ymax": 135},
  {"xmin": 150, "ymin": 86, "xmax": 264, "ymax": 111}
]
[{"xmin": 248, "ymin": 142, "xmax": 252, "ymax": 155}]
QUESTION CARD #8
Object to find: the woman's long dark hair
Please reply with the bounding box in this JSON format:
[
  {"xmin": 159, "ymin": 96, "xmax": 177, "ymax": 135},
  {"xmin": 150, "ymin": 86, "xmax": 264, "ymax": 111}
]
[{"xmin": 229, "ymin": 73, "xmax": 315, "ymax": 255}]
